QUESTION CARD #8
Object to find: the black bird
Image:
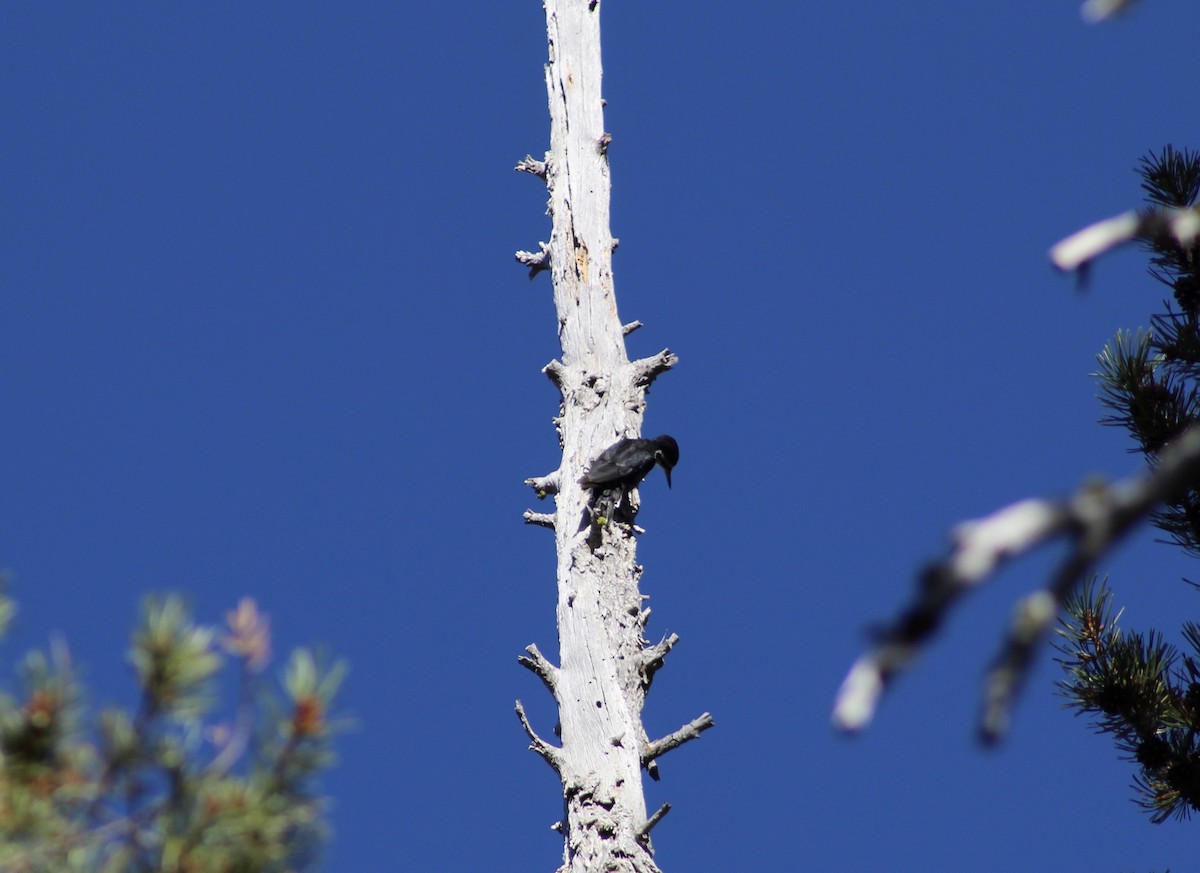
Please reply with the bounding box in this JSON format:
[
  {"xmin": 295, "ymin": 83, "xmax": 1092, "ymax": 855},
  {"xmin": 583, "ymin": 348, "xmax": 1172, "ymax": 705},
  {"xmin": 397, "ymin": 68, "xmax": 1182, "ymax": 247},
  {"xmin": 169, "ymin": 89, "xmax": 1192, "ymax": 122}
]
[{"xmin": 579, "ymin": 435, "xmax": 679, "ymax": 512}]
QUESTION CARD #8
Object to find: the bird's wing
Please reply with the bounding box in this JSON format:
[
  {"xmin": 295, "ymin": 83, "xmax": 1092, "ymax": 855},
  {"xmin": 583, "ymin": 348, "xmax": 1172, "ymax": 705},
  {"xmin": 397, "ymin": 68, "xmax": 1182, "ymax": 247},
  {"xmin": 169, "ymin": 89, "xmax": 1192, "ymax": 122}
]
[{"xmin": 579, "ymin": 439, "xmax": 641, "ymax": 486}]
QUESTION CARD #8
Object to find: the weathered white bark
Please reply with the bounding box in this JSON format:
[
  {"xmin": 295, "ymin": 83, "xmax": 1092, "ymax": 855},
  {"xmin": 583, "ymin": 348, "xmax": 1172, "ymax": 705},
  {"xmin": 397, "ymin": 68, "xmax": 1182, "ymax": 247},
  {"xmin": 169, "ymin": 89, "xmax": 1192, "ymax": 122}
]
[{"xmin": 515, "ymin": 2, "xmax": 711, "ymax": 872}]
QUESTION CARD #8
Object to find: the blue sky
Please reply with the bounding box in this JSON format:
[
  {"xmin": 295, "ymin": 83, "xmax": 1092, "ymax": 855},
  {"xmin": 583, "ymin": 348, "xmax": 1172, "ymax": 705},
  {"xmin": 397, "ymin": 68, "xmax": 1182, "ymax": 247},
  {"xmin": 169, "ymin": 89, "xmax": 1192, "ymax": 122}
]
[{"xmin": 3, "ymin": 2, "xmax": 1200, "ymax": 870}]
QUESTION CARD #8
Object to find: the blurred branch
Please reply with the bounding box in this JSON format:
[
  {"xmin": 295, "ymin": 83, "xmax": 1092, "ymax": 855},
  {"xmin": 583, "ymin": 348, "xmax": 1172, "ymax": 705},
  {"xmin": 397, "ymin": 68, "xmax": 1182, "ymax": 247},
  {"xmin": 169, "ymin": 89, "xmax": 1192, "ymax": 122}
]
[
  {"xmin": 1050, "ymin": 207, "xmax": 1200, "ymax": 274},
  {"xmin": 1080, "ymin": 0, "xmax": 1140, "ymax": 23},
  {"xmin": 833, "ymin": 424, "xmax": 1200, "ymax": 740}
]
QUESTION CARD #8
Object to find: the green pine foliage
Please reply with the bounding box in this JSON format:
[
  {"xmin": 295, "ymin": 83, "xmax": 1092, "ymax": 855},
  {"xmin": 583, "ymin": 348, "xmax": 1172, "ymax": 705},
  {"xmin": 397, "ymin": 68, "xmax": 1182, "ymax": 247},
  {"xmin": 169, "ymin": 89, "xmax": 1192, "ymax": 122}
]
[
  {"xmin": 1096, "ymin": 146, "xmax": 1200, "ymax": 555},
  {"xmin": 0, "ymin": 587, "xmax": 345, "ymax": 872},
  {"xmin": 1058, "ymin": 146, "xmax": 1200, "ymax": 821},
  {"xmin": 1055, "ymin": 579, "xmax": 1200, "ymax": 822}
]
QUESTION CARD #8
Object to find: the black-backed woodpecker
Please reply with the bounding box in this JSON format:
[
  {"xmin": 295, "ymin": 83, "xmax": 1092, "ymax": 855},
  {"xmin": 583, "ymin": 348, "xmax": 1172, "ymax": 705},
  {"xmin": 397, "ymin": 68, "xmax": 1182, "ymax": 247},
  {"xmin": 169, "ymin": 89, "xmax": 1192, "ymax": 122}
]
[{"xmin": 579, "ymin": 435, "xmax": 678, "ymax": 522}]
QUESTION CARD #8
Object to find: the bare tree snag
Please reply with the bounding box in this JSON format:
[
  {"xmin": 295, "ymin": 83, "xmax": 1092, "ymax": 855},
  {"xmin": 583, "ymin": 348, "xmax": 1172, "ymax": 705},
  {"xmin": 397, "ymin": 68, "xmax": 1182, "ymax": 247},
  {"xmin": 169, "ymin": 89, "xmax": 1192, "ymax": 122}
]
[{"xmin": 514, "ymin": 2, "xmax": 706, "ymax": 872}]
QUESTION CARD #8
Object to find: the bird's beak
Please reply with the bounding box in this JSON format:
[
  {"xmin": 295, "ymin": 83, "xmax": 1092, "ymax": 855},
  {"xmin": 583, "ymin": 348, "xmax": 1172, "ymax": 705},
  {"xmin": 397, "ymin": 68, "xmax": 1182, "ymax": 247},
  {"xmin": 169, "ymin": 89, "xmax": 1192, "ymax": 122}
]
[{"xmin": 664, "ymin": 467, "xmax": 673, "ymax": 489}]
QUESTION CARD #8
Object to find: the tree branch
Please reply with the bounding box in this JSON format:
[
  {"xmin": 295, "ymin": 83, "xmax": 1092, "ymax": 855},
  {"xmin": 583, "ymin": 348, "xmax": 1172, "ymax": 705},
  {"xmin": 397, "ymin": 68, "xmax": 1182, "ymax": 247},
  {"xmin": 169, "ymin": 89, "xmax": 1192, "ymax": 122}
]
[
  {"xmin": 631, "ymin": 349, "xmax": 678, "ymax": 388},
  {"xmin": 644, "ymin": 713, "xmax": 715, "ymax": 767},
  {"xmin": 542, "ymin": 359, "xmax": 568, "ymax": 393},
  {"xmin": 978, "ymin": 590, "xmax": 1058, "ymax": 742},
  {"xmin": 1080, "ymin": 0, "xmax": 1138, "ymax": 23},
  {"xmin": 833, "ymin": 424, "xmax": 1200, "ymax": 739},
  {"xmin": 518, "ymin": 643, "xmax": 560, "ymax": 698},
  {"xmin": 1050, "ymin": 206, "xmax": 1200, "ymax": 274},
  {"xmin": 515, "ymin": 153, "xmax": 548, "ymax": 178},
  {"xmin": 515, "ymin": 699, "xmax": 563, "ymax": 772},
  {"xmin": 523, "ymin": 510, "xmax": 556, "ymax": 529},
  {"xmin": 640, "ymin": 633, "xmax": 680, "ymax": 689},
  {"xmin": 515, "ymin": 242, "xmax": 551, "ymax": 279},
  {"xmin": 525, "ymin": 471, "xmax": 560, "ymax": 499},
  {"xmin": 636, "ymin": 802, "xmax": 671, "ymax": 845}
]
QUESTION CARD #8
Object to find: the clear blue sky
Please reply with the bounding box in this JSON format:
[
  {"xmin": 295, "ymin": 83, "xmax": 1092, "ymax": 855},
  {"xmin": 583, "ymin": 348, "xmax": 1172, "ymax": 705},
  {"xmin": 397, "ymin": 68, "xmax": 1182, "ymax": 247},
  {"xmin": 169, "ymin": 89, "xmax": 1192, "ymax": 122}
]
[{"xmin": 3, "ymin": 2, "xmax": 1199, "ymax": 870}]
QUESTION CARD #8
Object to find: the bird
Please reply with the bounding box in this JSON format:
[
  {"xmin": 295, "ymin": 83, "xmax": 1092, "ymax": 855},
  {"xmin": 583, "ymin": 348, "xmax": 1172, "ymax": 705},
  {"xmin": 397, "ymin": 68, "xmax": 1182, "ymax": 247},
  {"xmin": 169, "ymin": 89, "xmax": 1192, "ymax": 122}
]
[{"xmin": 579, "ymin": 435, "xmax": 679, "ymax": 523}]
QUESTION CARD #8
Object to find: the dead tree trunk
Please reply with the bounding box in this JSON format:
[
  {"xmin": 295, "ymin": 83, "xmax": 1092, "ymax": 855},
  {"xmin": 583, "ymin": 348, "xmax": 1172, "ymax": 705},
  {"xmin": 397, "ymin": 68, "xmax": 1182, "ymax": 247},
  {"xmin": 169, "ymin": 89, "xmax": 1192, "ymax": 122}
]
[{"xmin": 515, "ymin": 2, "xmax": 712, "ymax": 872}]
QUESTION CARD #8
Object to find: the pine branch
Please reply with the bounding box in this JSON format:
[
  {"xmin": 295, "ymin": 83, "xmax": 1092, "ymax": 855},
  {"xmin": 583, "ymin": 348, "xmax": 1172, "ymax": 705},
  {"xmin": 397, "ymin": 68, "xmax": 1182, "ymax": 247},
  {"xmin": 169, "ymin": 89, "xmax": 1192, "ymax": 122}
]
[
  {"xmin": 1139, "ymin": 146, "xmax": 1200, "ymax": 210},
  {"xmin": 1051, "ymin": 145, "xmax": 1200, "ymax": 822},
  {"xmin": 1055, "ymin": 580, "xmax": 1200, "ymax": 822},
  {"xmin": 1086, "ymin": 149, "xmax": 1200, "ymax": 556},
  {"xmin": 0, "ymin": 594, "xmax": 342, "ymax": 871},
  {"xmin": 833, "ymin": 425, "xmax": 1200, "ymax": 738},
  {"xmin": 1095, "ymin": 327, "xmax": 1200, "ymax": 460}
]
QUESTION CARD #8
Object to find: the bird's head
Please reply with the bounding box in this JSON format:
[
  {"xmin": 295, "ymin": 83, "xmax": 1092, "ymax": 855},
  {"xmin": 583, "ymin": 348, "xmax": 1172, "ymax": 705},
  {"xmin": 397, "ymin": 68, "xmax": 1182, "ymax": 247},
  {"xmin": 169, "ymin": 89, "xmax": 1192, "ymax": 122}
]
[{"xmin": 650, "ymin": 435, "xmax": 679, "ymax": 488}]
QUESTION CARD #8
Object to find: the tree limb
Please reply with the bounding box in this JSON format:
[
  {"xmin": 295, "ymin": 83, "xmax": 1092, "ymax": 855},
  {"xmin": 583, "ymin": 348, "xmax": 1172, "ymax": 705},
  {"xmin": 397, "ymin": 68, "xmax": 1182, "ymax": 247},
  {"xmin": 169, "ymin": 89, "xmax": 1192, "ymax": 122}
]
[
  {"xmin": 631, "ymin": 350, "xmax": 678, "ymax": 388},
  {"xmin": 523, "ymin": 510, "xmax": 557, "ymax": 529},
  {"xmin": 525, "ymin": 471, "xmax": 560, "ymax": 498},
  {"xmin": 643, "ymin": 712, "xmax": 715, "ymax": 766},
  {"xmin": 515, "ymin": 699, "xmax": 563, "ymax": 773},
  {"xmin": 640, "ymin": 633, "xmax": 680, "ymax": 688},
  {"xmin": 636, "ymin": 803, "xmax": 671, "ymax": 845},
  {"xmin": 515, "ymin": 242, "xmax": 551, "ymax": 279},
  {"xmin": 1050, "ymin": 206, "xmax": 1200, "ymax": 274},
  {"xmin": 542, "ymin": 359, "xmax": 568, "ymax": 393},
  {"xmin": 833, "ymin": 424, "xmax": 1200, "ymax": 739},
  {"xmin": 515, "ymin": 153, "xmax": 548, "ymax": 178},
  {"xmin": 518, "ymin": 643, "xmax": 560, "ymax": 698},
  {"xmin": 1080, "ymin": 0, "xmax": 1139, "ymax": 23}
]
